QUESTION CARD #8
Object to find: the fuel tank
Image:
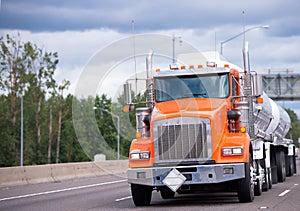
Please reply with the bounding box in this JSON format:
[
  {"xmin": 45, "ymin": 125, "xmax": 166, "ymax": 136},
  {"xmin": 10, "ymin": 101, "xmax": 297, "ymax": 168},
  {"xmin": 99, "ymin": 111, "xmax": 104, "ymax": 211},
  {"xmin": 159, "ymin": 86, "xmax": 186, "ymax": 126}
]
[{"xmin": 254, "ymin": 92, "xmax": 291, "ymax": 141}]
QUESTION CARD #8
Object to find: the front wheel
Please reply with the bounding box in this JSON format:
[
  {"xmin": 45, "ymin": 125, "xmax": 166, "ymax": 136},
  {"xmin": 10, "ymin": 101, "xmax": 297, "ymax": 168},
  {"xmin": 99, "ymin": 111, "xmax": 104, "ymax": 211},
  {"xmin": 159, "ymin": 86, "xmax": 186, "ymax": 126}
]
[
  {"xmin": 238, "ymin": 155, "xmax": 255, "ymax": 203},
  {"xmin": 131, "ymin": 184, "xmax": 152, "ymax": 206}
]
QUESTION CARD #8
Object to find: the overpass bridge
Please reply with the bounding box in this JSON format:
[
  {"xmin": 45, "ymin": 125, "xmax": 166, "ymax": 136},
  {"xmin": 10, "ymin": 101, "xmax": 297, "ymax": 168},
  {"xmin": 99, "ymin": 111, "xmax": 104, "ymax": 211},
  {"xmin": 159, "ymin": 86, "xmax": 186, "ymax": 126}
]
[{"xmin": 262, "ymin": 70, "xmax": 300, "ymax": 101}]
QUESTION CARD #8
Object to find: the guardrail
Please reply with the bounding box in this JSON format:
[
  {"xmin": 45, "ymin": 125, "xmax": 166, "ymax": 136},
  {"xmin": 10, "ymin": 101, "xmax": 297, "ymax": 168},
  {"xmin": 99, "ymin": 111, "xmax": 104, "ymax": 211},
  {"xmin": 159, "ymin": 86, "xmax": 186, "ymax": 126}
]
[{"xmin": 0, "ymin": 160, "xmax": 128, "ymax": 186}]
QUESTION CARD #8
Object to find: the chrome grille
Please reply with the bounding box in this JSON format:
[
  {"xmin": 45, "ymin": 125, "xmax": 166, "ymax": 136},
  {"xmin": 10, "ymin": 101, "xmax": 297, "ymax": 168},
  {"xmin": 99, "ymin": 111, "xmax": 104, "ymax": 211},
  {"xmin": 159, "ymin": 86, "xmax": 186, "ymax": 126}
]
[{"xmin": 154, "ymin": 117, "xmax": 211, "ymax": 163}]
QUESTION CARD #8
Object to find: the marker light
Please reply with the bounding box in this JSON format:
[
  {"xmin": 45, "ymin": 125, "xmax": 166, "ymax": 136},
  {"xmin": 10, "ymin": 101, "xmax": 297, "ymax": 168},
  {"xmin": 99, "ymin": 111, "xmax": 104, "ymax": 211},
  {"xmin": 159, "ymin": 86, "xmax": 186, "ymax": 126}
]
[
  {"xmin": 123, "ymin": 105, "xmax": 130, "ymax": 113},
  {"xmin": 189, "ymin": 65, "xmax": 194, "ymax": 69},
  {"xmin": 180, "ymin": 65, "xmax": 186, "ymax": 69},
  {"xmin": 207, "ymin": 61, "xmax": 216, "ymax": 67},
  {"xmin": 240, "ymin": 126, "xmax": 247, "ymax": 133},
  {"xmin": 256, "ymin": 97, "xmax": 264, "ymax": 104},
  {"xmin": 136, "ymin": 132, "xmax": 142, "ymax": 138},
  {"xmin": 198, "ymin": 64, "xmax": 203, "ymax": 68},
  {"xmin": 222, "ymin": 147, "xmax": 243, "ymax": 156}
]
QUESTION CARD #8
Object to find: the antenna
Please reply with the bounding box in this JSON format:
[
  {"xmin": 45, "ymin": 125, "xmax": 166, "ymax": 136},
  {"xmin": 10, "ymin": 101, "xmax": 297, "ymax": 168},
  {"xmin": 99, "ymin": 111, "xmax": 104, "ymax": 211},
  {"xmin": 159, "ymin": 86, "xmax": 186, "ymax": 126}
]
[
  {"xmin": 214, "ymin": 31, "xmax": 217, "ymax": 59},
  {"xmin": 242, "ymin": 11, "xmax": 248, "ymax": 74},
  {"xmin": 131, "ymin": 20, "xmax": 138, "ymax": 94},
  {"xmin": 242, "ymin": 11, "xmax": 246, "ymax": 45}
]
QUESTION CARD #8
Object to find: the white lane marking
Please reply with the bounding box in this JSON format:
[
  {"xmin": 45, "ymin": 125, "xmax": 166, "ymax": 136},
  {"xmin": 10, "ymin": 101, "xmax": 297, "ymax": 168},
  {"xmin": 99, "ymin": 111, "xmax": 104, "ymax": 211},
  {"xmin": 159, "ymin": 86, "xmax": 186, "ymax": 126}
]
[
  {"xmin": 278, "ymin": 189, "xmax": 291, "ymax": 197},
  {"xmin": 0, "ymin": 179, "xmax": 127, "ymax": 202},
  {"xmin": 115, "ymin": 196, "xmax": 132, "ymax": 202}
]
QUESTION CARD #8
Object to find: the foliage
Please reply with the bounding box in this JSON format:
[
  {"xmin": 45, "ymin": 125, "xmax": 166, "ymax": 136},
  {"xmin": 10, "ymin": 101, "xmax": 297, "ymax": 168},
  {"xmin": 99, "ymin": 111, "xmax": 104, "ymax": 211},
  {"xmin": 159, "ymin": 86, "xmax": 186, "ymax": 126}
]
[
  {"xmin": 285, "ymin": 108, "xmax": 300, "ymax": 147},
  {"xmin": 0, "ymin": 34, "xmax": 90, "ymax": 166}
]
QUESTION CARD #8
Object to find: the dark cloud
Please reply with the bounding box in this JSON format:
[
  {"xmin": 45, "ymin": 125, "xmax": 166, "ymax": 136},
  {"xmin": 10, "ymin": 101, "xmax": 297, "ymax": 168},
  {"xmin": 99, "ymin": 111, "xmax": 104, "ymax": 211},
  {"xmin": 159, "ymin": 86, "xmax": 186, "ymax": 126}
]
[{"xmin": 0, "ymin": 0, "xmax": 299, "ymax": 37}]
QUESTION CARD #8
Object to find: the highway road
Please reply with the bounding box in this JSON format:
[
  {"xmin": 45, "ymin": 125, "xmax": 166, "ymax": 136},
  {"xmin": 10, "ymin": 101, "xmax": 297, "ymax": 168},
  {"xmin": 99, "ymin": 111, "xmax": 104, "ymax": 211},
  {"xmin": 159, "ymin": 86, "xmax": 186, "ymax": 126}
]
[{"xmin": 1, "ymin": 160, "xmax": 300, "ymax": 211}]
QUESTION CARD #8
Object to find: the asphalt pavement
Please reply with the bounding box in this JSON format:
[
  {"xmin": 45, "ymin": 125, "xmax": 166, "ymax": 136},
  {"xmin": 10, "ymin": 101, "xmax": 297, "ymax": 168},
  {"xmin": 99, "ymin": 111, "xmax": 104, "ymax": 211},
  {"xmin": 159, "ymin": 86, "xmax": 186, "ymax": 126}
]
[{"xmin": 0, "ymin": 161, "xmax": 300, "ymax": 210}]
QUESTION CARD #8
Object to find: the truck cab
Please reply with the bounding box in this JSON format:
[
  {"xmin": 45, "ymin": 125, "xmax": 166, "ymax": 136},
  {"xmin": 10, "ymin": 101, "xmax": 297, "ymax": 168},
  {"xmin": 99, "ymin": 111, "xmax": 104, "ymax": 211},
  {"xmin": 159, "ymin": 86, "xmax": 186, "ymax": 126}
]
[{"xmin": 124, "ymin": 52, "xmax": 297, "ymax": 206}]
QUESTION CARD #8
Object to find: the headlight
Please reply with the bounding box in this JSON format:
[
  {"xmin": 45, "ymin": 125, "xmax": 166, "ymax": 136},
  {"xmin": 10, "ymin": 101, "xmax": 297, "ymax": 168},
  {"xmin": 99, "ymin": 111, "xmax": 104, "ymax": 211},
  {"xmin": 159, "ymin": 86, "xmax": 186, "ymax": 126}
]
[
  {"xmin": 130, "ymin": 151, "xmax": 150, "ymax": 160},
  {"xmin": 222, "ymin": 147, "xmax": 243, "ymax": 156}
]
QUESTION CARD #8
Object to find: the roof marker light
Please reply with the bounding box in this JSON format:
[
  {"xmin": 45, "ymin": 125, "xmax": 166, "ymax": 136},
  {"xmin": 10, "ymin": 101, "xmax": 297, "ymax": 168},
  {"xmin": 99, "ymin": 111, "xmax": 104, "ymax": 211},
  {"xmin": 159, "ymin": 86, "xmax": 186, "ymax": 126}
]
[
  {"xmin": 181, "ymin": 65, "xmax": 186, "ymax": 69},
  {"xmin": 224, "ymin": 64, "xmax": 230, "ymax": 68},
  {"xmin": 189, "ymin": 65, "xmax": 194, "ymax": 69},
  {"xmin": 207, "ymin": 61, "xmax": 216, "ymax": 67},
  {"xmin": 169, "ymin": 64, "xmax": 178, "ymax": 70},
  {"xmin": 198, "ymin": 64, "xmax": 203, "ymax": 68}
]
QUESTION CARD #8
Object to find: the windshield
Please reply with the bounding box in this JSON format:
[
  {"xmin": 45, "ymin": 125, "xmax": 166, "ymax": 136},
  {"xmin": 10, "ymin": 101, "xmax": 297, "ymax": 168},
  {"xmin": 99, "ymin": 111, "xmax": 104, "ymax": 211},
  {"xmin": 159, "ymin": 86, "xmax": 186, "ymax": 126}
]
[{"xmin": 155, "ymin": 73, "xmax": 229, "ymax": 102}]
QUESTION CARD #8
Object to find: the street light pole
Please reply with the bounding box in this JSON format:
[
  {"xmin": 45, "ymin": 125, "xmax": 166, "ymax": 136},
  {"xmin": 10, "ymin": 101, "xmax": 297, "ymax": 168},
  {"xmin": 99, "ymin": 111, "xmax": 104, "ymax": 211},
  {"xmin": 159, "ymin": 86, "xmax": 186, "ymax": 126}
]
[
  {"xmin": 220, "ymin": 25, "xmax": 269, "ymax": 55},
  {"xmin": 93, "ymin": 107, "xmax": 120, "ymax": 160}
]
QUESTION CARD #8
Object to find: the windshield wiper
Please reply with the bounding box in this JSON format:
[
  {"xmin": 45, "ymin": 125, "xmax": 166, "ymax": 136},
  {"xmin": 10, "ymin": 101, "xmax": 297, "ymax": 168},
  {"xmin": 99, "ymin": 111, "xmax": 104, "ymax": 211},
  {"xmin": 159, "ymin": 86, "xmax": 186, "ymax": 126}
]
[
  {"xmin": 179, "ymin": 93, "xmax": 207, "ymax": 99},
  {"xmin": 192, "ymin": 93, "xmax": 207, "ymax": 97}
]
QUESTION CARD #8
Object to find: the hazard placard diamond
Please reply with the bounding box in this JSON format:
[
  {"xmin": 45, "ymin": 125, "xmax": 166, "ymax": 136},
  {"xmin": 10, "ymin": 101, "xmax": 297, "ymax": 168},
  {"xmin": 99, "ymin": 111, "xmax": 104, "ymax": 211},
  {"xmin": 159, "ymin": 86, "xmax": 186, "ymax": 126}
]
[{"xmin": 162, "ymin": 168, "xmax": 186, "ymax": 192}]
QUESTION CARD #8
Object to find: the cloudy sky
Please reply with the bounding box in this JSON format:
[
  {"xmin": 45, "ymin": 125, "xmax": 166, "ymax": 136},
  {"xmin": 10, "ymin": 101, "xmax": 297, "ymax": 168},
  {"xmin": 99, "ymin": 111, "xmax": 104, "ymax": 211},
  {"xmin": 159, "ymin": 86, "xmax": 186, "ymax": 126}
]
[{"xmin": 0, "ymin": 0, "xmax": 300, "ymax": 114}]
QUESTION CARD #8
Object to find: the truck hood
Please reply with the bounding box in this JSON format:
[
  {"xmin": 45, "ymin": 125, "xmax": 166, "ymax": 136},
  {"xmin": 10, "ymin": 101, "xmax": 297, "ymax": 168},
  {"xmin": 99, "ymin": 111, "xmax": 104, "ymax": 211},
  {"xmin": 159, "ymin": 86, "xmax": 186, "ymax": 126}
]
[{"xmin": 155, "ymin": 98, "xmax": 228, "ymax": 115}]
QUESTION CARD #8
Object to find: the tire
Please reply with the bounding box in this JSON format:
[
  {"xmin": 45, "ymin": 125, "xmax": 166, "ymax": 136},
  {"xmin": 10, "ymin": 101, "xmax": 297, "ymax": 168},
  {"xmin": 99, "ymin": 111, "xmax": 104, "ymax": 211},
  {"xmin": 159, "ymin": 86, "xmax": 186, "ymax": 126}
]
[
  {"xmin": 254, "ymin": 177, "xmax": 262, "ymax": 196},
  {"xmin": 238, "ymin": 155, "xmax": 255, "ymax": 203},
  {"xmin": 286, "ymin": 156, "xmax": 294, "ymax": 177},
  {"xmin": 271, "ymin": 165, "xmax": 278, "ymax": 184},
  {"xmin": 267, "ymin": 168, "xmax": 272, "ymax": 189},
  {"xmin": 160, "ymin": 188, "xmax": 175, "ymax": 199},
  {"xmin": 276, "ymin": 150, "xmax": 286, "ymax": 182},
  {"xmin": 254, "ymin": 160, "xmax": 262, "ymax": 196},
  {"xmin": 293, "ymin": 155, "xmax": 297, "ymax": 174},
  {"xmin": 131, "ymin": 184, "xmax": 152, "ymax": 206},
  {"xmin": 261, "ymin": 160, "xmax": 269, "ymax": 192}
]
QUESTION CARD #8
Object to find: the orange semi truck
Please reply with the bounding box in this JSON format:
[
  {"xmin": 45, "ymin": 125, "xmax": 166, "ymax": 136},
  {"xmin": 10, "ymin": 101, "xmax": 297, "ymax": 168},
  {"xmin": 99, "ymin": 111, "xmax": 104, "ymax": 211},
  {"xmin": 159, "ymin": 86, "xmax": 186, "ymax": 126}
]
[{"xmin": 123, "ymin": 45, "xmax": 297, "ymax": 206}]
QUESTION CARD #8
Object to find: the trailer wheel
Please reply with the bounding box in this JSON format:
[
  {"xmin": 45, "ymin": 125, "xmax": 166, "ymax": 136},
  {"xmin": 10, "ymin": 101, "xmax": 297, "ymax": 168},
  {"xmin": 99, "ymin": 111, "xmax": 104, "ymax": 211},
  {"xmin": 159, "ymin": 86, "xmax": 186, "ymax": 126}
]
[
  {"xmin": 271, "ymin": 165, "xmax": 278, "ymax": 184},
  {"xmin": 238, "ymin": 155, "xmax": 254, "ymax": 203},
  {"xmin": 293, "ymin": 154, "xmax": 297, "ymax": 174},
  {"xmin": 276, "ymin": 150, "xmax": 286, "ymax": 182},
  {"xmin": 286, "ymin": 156, "xmax": 294, "ymax": 177},
  {"xmin": 293, "ymin": 147, "xmax": 297, "ymax": 174},
  {"xmin": 267, "ymin": 168, "xmax": 272, "ymax": 189},
  {"xmin": 131, "ymin": 184, "xmax": 152, "ymax": 206}
]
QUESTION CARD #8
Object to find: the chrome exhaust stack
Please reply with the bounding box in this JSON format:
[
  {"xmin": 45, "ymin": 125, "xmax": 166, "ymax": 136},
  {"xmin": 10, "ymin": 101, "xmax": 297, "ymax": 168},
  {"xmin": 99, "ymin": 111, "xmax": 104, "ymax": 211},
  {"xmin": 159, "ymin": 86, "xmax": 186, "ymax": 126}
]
[{"xmin": 146, "ymin": 50, "xmax": 154, "ymax": 108}]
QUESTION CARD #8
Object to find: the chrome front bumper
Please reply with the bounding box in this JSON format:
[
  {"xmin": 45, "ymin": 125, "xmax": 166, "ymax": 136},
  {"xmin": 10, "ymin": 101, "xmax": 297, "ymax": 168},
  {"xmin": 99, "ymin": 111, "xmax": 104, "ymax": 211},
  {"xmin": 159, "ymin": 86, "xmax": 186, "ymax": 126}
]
[{"xmin": 128, "ymin": 163, "xmax": 245, "ymax": 186}]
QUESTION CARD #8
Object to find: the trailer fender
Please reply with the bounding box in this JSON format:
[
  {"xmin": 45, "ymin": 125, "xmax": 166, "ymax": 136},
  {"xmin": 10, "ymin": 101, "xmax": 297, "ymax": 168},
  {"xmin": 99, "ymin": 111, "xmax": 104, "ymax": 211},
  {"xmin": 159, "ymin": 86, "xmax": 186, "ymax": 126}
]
[
  {"xmin": 288, "ymin": 144, "xmax": 295, "ymax": 156},
  {"xmin": 253, "ymin": 139, "xmax": 264, "ymax": 160}
]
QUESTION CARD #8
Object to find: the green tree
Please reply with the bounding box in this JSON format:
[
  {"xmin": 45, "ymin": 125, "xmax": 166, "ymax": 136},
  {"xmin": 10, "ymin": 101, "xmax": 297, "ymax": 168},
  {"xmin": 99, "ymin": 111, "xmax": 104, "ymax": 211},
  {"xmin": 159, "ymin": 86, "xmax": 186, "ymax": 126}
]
[{"xmin": 285, "ymin": 108, "xmax": 300, "ymax": 147}]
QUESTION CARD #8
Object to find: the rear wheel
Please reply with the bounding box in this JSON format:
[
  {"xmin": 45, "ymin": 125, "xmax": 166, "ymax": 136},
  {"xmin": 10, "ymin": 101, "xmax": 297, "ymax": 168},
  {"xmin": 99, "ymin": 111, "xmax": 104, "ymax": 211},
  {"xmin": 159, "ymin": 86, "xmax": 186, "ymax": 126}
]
[
  {"xmin": 261, "ymin": 160, "xmax": 269, "ymax": 192},
  {"xmin": 276, "ymin": 150, "xmax": 286, "ymax": 182},
  {"xmin": 286, "ymin": 156, "xmax": 294, "ymax": 177},
  {"xmin": 293, "ymin": 155, "xmax": 297, "ymax": 174},
  {"xmin": 267, "ymin": 168, "xmax": 272, "ymax": 189},
  {"xmin": 254, "ymin": 177, "xmax": 262, "ymax": 196},
  {"xmin": 131, "ymin": 184, "xmax": 152, "ymax": 206},
  {"xmin": 271, "ymin": 165, "xmax": 278, "ymax": 184},
  {"xmin": 238, "ymin": 155, "xmax": 255, "ymax": 203},
  {"xmin": 254, "ymin": 161, "xmax": 262, "ymax": 196}
]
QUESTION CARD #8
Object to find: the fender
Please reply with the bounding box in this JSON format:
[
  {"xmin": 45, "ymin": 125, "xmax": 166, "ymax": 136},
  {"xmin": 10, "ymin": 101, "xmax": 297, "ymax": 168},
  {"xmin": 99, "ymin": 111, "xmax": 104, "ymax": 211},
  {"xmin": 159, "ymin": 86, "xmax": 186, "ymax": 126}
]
[{"xmin": 253, "ymin": 139, "xmax": 265, "ymax": 160}]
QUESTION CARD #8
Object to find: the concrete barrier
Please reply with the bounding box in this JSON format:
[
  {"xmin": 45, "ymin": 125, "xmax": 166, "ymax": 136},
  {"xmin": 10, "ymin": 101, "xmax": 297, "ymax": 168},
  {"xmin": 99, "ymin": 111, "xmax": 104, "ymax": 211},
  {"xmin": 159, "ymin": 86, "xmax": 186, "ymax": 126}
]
[
  {"xmin": 23, "ymin": 165, "xmax": 54, "ymax": 184},
  {"xmin": 0, "ymin": 160, "xmax": 128, "ymax": 186}
]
